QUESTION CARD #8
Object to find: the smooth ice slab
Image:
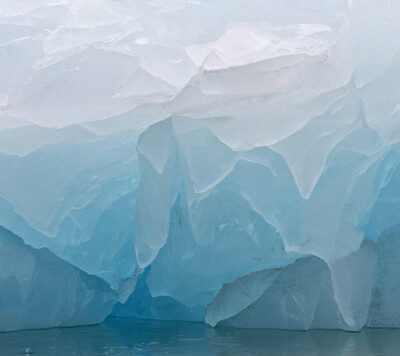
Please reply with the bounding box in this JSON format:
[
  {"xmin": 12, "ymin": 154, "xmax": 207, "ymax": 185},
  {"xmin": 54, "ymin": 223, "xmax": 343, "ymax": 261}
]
[{"xmin": 0, "ymin": 227, "xmax": 116, "ymax": 332}]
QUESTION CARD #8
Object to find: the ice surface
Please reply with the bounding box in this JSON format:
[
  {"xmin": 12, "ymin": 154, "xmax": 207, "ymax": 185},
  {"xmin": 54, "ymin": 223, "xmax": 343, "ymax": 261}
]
[
  {"xmin": 0, "ymin": 227, "xmax": 116, "ymax": 332},
  {"xmin": 206, "ymin": 241, "xmax": 376, "ymax": 330},
  {"xmin": 1, "ymin": 0, "xmax": 400, "ymax": 331}
]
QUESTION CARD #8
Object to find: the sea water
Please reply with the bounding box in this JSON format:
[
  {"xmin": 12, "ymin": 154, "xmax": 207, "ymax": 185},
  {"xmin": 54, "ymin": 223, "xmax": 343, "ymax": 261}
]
[{"xmin": 1, "ymin": 317, "xmax": 400, "ymax": 355}]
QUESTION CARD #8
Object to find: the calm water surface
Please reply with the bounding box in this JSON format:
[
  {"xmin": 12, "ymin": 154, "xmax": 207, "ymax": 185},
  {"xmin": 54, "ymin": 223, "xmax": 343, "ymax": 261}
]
[{"xmin": 1, "ymin": 317, "xmax": 400, "ymax": 355}]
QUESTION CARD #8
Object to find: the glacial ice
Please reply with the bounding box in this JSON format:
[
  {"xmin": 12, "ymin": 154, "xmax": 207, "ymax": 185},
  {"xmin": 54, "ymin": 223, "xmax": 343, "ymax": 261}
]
[
  {"xmin": 0, "ymin": 226, "xmax": 115, "ymax": 332},
  {"xmin": 1, "ymin": 0, "xmax": 400, "ymax": 331}
]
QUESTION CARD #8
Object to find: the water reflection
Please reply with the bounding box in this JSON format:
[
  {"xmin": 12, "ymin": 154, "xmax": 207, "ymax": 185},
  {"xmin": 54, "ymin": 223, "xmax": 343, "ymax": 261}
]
[{"xmin": 1, "ymin": 317, "xmax": 399, "ymax": 355}]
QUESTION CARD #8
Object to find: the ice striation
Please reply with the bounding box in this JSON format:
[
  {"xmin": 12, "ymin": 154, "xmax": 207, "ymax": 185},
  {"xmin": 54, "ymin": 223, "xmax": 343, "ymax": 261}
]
[{"xmin": 1, "ymin": 0, "xmax": 400, "ymax": 331}]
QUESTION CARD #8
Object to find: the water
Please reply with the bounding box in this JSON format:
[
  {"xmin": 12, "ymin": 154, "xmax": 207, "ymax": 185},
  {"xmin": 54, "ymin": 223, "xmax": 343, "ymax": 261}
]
[{"xmin": 1, "ymin": 317, "xmax": 400, "ymax": 355}]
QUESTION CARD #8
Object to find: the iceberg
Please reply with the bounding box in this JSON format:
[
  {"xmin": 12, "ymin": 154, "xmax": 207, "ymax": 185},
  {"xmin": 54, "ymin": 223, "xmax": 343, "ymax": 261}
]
[{"xmin": 0, "ymin": 0, "xmax": 400, "ymax": 331}]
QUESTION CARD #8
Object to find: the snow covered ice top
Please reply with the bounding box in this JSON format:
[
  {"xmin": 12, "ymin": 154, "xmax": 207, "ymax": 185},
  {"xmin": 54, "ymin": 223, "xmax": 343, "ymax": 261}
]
[{"xmin": 0, "ymin": 0, "xmax": 400, "ymax": 331}]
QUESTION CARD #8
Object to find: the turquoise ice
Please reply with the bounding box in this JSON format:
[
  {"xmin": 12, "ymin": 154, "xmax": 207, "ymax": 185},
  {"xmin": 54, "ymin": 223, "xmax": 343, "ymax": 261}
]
[{"xmin": 0, "ymin": 0, "xmax": 400, "ymax": 331}]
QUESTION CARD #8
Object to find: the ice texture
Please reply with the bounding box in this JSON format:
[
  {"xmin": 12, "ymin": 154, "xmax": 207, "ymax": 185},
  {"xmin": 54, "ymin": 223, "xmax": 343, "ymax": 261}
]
[
  {"xmin": 1, "ymin": 0, "xmax": 400, "ymax": 331},
  {"xmin": 0, "ymin": 227, "xmax": 115, "ymax": 332}
]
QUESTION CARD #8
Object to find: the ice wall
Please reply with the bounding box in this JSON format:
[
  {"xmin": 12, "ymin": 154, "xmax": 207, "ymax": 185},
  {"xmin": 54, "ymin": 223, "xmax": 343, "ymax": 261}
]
[
  {"xmin": 1, "ymin": 0, "xmax": 400, "ymax": 331},
  {"xmin": 130, "ymin": 115, "xmax": 399, "ymax": 331}
]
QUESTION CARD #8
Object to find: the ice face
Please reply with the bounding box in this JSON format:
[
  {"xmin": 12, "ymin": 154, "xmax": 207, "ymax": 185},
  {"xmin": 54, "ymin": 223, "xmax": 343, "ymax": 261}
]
[
  {"xmin": 0, "ymin": 227, "xmax": 116, "ymax": 332},
  {"xmin": 1, "ymin": 0, "xmax": 400, "ymax": 331},
  {"xmin": 204, "ymin": 240, "xmax": 376, "ymax": 331},
  {"xmin": 367, "ymin": 225, "xmax": 400, "ymax": 328},
  {"xmin": 129, "ymin": 115, "xmax": 398, "ymax": 331},
  {"xmin": 0, "ymin": 127, "xmax": 141, "ymax": 299}
]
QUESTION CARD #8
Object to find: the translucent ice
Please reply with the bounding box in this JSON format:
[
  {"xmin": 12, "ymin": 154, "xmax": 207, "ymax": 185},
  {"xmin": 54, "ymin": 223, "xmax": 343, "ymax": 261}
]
[
  {"xmin": 0, "ymin": 227, "xmax": 116, "ymax": 332},
  {"xmin": 1, "ymin": 0, "xmax": 400, "ymax": 331}
]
